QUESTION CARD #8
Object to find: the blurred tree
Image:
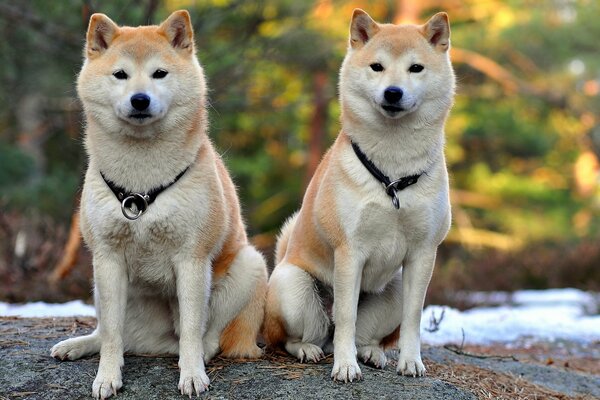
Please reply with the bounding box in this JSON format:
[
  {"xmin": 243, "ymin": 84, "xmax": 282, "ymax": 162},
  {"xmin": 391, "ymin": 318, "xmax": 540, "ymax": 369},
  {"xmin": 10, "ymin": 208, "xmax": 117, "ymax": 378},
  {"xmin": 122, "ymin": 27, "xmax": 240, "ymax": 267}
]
[{"xmin": 1, "ymin": 0, "xmax": 599, "ymax": 295}]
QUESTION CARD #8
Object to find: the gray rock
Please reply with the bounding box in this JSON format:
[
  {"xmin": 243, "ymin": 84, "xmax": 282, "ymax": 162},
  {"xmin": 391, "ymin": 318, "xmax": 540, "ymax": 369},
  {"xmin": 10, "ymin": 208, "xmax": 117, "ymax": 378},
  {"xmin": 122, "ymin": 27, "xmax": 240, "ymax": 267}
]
[{"xmin": 1, "ymin": 317, "xmax": 597, "ymax": 399}]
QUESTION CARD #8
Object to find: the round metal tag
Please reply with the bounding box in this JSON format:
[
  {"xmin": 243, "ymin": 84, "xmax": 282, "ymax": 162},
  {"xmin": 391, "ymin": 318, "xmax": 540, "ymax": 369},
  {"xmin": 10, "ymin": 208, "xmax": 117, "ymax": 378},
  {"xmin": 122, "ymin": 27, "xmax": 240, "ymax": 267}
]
[{"xmin": 121, "ymin": 193, "xmax": 149, "ymax": 220}]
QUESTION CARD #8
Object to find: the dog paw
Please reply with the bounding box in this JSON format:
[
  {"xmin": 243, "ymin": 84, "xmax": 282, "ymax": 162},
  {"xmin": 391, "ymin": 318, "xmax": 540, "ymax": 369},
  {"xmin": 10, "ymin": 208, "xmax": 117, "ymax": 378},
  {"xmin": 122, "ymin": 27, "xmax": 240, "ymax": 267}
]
[
  {"xmin": 297, "ymin": 343, "xmax": 324, "ymax": 363},
  {"xmin": 51, "ymin": 338, "xmax": 88, "ymax": 361},
  {"xmin": 358, "ymin": 345, "xmax": 387, "ymax": 369},
  {"xmin": 397, "ymin": 355, "xmax": 426, "ymax": 377},
  {"xmin": 92, "ymin": 372, "xmax": 122, "ymax": 399},
  {"xmin": 220, "ymin": 344, "xmax": 263, "ymax": 360},
  {"xmin": 238, "ymin": 344, "xmax": 264, "ymax": 359},
  {"xmin": 178, "ymin": 371, "xmax": 210, "ymax": 398},
  {"xmin": 331, "ymin": 359, "xmax": 362, "ymax": 382}
]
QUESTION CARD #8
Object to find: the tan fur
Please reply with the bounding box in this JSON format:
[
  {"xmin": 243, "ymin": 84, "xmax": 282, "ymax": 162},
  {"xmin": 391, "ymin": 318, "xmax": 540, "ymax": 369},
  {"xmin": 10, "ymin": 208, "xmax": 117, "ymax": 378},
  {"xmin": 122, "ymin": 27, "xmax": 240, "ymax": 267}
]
[
  {"xmin": 265, "ymin": 9, "xmax": 455, "ymax": 382},
  {"xmin": 219, "ymin": 276, "xmax": 267, "ymax": 358},
  {"xmin": 51, "ymin": 11, "xmax": 267, "ymax": 399},
  {"xmin": 263, "ymin": 283, "xmax": 287, "ymax": 347}
]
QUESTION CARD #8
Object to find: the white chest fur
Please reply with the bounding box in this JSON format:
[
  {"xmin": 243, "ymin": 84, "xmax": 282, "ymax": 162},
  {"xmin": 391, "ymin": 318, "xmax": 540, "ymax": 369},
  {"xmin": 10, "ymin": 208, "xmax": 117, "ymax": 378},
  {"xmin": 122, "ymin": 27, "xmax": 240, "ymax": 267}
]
[
  {"xmin": 335, "ymin": 149, "xmax": 450, "ymax": 293},
  {"xmin": 81, "ymin": 168, "xmax": 217, "ymax": 296}
]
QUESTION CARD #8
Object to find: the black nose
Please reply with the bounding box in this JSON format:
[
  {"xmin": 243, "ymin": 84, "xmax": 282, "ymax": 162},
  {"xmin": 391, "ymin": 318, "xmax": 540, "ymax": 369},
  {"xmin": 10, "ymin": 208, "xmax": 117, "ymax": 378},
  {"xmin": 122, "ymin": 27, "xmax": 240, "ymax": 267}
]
[
  {"xmin": 384, "ymin": 87, "xmax": 403, "ymax": 103},
  {"xmin": 130, "ymin": 93, "xmax": 150, "ymax": 111}
]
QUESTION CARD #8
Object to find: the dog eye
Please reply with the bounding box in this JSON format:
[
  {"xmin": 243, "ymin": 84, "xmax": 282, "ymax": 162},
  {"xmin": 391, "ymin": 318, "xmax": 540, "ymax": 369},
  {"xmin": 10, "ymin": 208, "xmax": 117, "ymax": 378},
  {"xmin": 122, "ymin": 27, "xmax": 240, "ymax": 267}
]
[
  {"xmin": 112, "ymin": 70, "xmax": 128, "ymax": 80},
  {"xmin": 370, "ymin": 63, "xmax": 384, "ymax": 72},
  {"xmin": 409, "ymin": 64, "xmax": 424, "ymax": 73},
  {"xmin": 152, "ymin": 69, "xmax": 169, "ymax": 79}
]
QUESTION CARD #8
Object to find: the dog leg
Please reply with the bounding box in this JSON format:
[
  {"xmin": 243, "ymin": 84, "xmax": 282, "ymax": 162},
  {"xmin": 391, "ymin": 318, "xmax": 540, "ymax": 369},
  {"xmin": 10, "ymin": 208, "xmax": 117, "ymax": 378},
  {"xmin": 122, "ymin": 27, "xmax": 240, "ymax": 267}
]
[
  {"xmin": 397, "ymin": 250, "xmax": 436, "ymax": 377},
  {"xmin": 218, "ymin": 279, "xmax": 266, "ymax": 360},
  {"xmin": 355, "ymin": 273, "xmax": 402, "ymax": 369},
  {"xmin": 204, "ymin": 245, "xmax": 267, "ymax": 362},
  {"xmin": 331, "ymin": 248, "xmax": 363, "ymax": 382},
  {"xmin": 91, "ymin": 252, "xmax": 128, "ymax": 399},
  {"xmin": 175, "ymin": 256, "xmax": 211, "ymax": 397},
  {"xmin": 268, "ymin": 262, "xmax": 329, "ymax": 362},
  {"xmin": 51, "ymin": 330, "xmax": 100, "ymax": 360}
]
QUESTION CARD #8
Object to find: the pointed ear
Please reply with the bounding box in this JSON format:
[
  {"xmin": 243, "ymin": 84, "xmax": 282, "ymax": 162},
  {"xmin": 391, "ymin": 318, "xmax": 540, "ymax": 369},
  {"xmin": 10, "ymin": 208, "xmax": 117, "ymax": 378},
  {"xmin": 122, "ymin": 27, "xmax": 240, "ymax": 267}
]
[
  {"xmin": 349, "ymin": 9, "xmax": 380, "ymax": 49},
  {"xmin": 159, "ymin": 10, "xmax": 194, "ymax": 52},
  {"xmin": 86, "ymin": 14, "xmax": 119, "ymax": 58},
  {"xmin": 422, "ymin": 12, "xmax": 450, "ymax": 52}
]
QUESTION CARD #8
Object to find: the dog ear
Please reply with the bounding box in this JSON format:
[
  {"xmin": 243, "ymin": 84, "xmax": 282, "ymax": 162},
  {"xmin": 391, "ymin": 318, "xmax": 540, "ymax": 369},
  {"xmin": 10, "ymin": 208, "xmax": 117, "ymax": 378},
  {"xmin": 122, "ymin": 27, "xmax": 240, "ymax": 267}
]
[
  {"xmin": 159, "ymin": 10, "xmax": 194, "ymax": 53},
  {"xmin": 86, "ymin": 14, "xmax": 119, "ymax": 58},
  {"xmin": 422, "ymin": 12, "xmax": 450, "ymax": 52},
  {"xmin": 350, "ymin": 9, "xmax": 379, "ymax": 49}
]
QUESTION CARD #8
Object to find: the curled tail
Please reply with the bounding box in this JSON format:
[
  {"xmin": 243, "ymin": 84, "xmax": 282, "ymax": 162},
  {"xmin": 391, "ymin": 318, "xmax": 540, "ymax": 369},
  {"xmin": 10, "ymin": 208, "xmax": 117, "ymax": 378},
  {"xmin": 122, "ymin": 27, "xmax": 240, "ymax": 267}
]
[{"xmin": 274, "ymin": 211, "xmax": 299, "ymax": 265}]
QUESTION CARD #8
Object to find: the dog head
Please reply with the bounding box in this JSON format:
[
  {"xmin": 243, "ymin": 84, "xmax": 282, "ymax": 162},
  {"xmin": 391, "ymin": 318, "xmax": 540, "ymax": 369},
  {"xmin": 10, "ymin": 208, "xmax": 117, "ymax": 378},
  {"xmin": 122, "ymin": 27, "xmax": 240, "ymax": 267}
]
[
  {"xmin": 340, "ymin": 9, "xmax": 455, "ymax": 126},
  {"xmin": 78, "ymin": 10, "xmax": 206, "ymax": 138}
]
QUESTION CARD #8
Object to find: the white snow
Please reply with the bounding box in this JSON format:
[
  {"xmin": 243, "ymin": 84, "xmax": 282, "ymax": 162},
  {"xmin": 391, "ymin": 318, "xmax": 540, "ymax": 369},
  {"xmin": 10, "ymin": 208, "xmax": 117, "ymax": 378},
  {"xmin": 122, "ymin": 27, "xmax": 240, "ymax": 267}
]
[
  {"xmin": 0, "ymin": 300, "xmax": 95, "ymax": 318},
  {"xmin": 1, "ymin": 288, "xmax": 598, "ymax": 346},
  {"xmin": 422, "ymin": 288, "xmax": 600, "ymax": 346}
]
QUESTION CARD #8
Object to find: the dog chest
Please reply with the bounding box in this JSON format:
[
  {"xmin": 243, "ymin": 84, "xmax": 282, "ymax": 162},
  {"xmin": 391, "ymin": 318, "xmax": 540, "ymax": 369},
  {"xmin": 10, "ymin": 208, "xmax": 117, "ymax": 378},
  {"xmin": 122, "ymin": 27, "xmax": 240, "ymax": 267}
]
[
  {"xmin": 125, "ymin": 246, "xmax": 177, "ymax": 295},
  {"xmin": 359, "ymin": 220, "xmax": 407, "ymax": 292},
  {"xmin": 95, "ymin": 214, "xmax": 192, "ymax": 294},
  {"xmin": 351, "ymin": 200, "xmax": 433, "ymax": 292}
]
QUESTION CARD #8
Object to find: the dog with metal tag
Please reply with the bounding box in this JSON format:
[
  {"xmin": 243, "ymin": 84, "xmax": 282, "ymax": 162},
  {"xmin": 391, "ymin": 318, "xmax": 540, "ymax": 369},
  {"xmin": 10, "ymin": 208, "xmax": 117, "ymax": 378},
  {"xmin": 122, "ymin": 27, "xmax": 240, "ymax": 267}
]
[
  {"xmin": 264, "ymin": 9, "xmax": 455, "ymax": 382},
  {"xmin": 50, "ymin": 10, "xmax": 268, "ymax": 399}
]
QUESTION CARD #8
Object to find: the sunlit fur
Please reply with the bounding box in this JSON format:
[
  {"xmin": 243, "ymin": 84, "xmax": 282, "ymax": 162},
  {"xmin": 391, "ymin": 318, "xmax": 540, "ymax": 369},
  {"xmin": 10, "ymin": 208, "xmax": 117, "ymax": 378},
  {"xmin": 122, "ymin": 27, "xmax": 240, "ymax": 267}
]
[
  {"xmin": 50, "ymin": 10, "xmax": 267, "ymax": 399},
  {"xmin": 264, "ymin": 9, "xmax": 455, "ymax": 382}
]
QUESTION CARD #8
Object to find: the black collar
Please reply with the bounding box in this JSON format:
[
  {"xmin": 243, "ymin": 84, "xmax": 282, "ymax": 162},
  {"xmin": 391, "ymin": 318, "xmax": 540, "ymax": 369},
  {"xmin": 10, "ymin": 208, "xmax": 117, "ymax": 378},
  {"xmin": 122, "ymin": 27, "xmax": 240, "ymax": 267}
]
[
  {"xmin": 101, "ymin": 167, "xmax": 189, "ymax": 220},
  {"xmin": 351, "ymin": 141, "xmax": 421, "ymax": 209}
]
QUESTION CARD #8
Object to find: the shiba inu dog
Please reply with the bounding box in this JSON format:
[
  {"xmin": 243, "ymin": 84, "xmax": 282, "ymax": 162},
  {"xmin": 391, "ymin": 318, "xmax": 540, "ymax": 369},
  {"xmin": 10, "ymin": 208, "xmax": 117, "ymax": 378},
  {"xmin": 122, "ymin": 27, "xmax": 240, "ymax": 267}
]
[
  {"xmin": 264, "ymin": 9, "xmax": 455, "ymax": 382},
  {"xmin": 50, "ymin": 10, "xmax": 268, "ymax": 399}
]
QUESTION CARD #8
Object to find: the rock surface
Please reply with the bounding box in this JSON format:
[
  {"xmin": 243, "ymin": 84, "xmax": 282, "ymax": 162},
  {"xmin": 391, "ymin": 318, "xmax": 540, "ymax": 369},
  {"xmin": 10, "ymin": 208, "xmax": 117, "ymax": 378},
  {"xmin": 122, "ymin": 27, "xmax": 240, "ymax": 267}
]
[{"xmin": 1, "ymin": 317, "xmax": 598, "ymax": 399}]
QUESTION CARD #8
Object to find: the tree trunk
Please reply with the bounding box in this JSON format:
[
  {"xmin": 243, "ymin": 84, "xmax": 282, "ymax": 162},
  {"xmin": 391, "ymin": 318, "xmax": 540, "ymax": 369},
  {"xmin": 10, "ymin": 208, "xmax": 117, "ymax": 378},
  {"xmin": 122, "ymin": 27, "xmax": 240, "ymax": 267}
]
[{"xmin": 305, "ymin": 71, "xmax": 328, "ymax": 187}]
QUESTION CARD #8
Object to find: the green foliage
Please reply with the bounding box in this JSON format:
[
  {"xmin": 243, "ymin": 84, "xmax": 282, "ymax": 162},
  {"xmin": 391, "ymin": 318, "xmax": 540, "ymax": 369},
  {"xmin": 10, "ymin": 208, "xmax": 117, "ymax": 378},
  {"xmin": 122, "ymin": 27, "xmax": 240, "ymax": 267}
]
[
  {"xmin": 0, "ymin": 0, "xmax": 599, "ymax": 248},
  {"xmin": 0, "ymin": 143, "xmax": 34, "ymax": 187},
  {"xmin": 6, "ymin": 168, "xmax": 79, "ymax": 221}
]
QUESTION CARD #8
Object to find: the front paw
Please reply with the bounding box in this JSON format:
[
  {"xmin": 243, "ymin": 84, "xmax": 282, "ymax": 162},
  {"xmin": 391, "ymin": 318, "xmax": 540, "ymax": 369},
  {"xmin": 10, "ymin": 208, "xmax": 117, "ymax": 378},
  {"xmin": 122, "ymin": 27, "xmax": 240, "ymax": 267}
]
[
  {"xmin": 92, "ymin": 371, "xmax": 122, "ymax": 399},
  {"xmin": 178, "ymin": 370, "xmax": 210, "ymax": 397},
  {"xmin": 331, "ymin": 358, "xmax": 362, "ymax": 382},
  {"xmin": 51, "ymin": 339, "xmax": 83, "ymax": 361},
  {"xmin": 296, "ymin": 343, "xmax": 324, "ymax": 363},
  {"xmin": 397, "ymin": 354, "xmax": 426, "ymax": 377}
]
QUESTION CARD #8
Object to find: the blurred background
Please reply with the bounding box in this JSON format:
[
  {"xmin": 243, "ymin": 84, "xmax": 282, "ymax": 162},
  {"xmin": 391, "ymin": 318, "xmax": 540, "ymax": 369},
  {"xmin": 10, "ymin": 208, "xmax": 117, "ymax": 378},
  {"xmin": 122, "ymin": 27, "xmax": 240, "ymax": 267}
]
[{"xmin": 0, "ymin": 0, "xmax": 599, "ymax": 308}]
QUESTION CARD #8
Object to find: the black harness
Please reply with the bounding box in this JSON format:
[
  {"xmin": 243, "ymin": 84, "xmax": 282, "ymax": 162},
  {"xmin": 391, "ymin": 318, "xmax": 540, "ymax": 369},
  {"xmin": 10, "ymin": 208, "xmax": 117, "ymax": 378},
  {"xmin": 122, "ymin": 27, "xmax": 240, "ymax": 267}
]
[
  {"xmin": 101, "ymin": 167, "xmax": 189, "ymax": 220},
  {"xmin": 351, "ymin": 141, "xmax": 421, "ymax": 209}
]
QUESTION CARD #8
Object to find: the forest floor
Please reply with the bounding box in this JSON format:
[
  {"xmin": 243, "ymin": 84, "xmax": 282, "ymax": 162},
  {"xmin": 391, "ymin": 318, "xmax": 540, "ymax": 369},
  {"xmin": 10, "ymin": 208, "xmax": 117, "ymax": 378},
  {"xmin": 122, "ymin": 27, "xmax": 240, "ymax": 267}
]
[{"xmin": 0, "ymin": 317, "xmax": 598, "ymax": 400}]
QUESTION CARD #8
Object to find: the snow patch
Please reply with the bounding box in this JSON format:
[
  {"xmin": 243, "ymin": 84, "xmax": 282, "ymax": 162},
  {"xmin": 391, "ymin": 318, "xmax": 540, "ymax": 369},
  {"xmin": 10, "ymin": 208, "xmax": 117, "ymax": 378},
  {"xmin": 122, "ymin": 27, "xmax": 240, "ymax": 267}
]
[
  {"xmin": 0, "ymin": 300, "xmax": 95, "ymax": 318},
  {"xmin": 1, "ymin": 288, "xmax": 598, "ymax": 346},
  {"xmin": 422, "ymin": 288, "xmax": 600, "ymax": 345}
]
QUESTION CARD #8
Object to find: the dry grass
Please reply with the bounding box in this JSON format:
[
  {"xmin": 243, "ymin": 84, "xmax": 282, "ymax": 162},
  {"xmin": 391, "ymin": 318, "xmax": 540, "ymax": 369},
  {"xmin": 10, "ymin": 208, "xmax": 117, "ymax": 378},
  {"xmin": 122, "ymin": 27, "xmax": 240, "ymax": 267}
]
[{"xmin": 426, "ymin": 360, "xmax": 594, "ymax": 400}]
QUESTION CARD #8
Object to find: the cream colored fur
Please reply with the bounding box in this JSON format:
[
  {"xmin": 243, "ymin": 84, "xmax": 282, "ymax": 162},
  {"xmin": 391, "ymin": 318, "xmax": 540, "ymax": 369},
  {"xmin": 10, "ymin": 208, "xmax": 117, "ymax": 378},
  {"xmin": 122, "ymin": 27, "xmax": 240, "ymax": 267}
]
[
  {"xmin": 265, "ymin": 9, "xmax": 455, "ymax": 382},
  {"xmin": 50, "ymin": 10, "xmax": 267, "ymax": 399}
]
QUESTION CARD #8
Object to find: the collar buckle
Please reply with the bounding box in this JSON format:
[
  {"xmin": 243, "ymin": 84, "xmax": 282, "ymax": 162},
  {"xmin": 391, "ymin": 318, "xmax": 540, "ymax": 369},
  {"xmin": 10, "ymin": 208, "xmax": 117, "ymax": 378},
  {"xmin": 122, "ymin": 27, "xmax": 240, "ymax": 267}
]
[
  {"xmin": 121, "ymin": 193, "xmax": 149, "ymax": 220},
  {"xmin": 351, "ymin": 140, "xmax": 422, "ymax": 210},
  {"xmin": 101, "ymin": 166, "xmax": 189, "ymax": 221}
]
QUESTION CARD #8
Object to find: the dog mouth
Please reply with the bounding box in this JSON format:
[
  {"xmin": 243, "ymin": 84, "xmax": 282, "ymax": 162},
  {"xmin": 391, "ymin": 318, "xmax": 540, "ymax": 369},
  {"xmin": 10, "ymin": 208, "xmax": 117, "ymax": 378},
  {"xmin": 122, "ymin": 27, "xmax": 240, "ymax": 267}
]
[
  {"xmin": 380, "ymin": 101, "xmax": 418, "ymax": 118},
  {"xmin": 129, "ymin": 113, "xmax": 152, "ymax": 120},
  {"xmin": 381, "ymin": 104, "xmax": 405, "ymax": 114}
]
